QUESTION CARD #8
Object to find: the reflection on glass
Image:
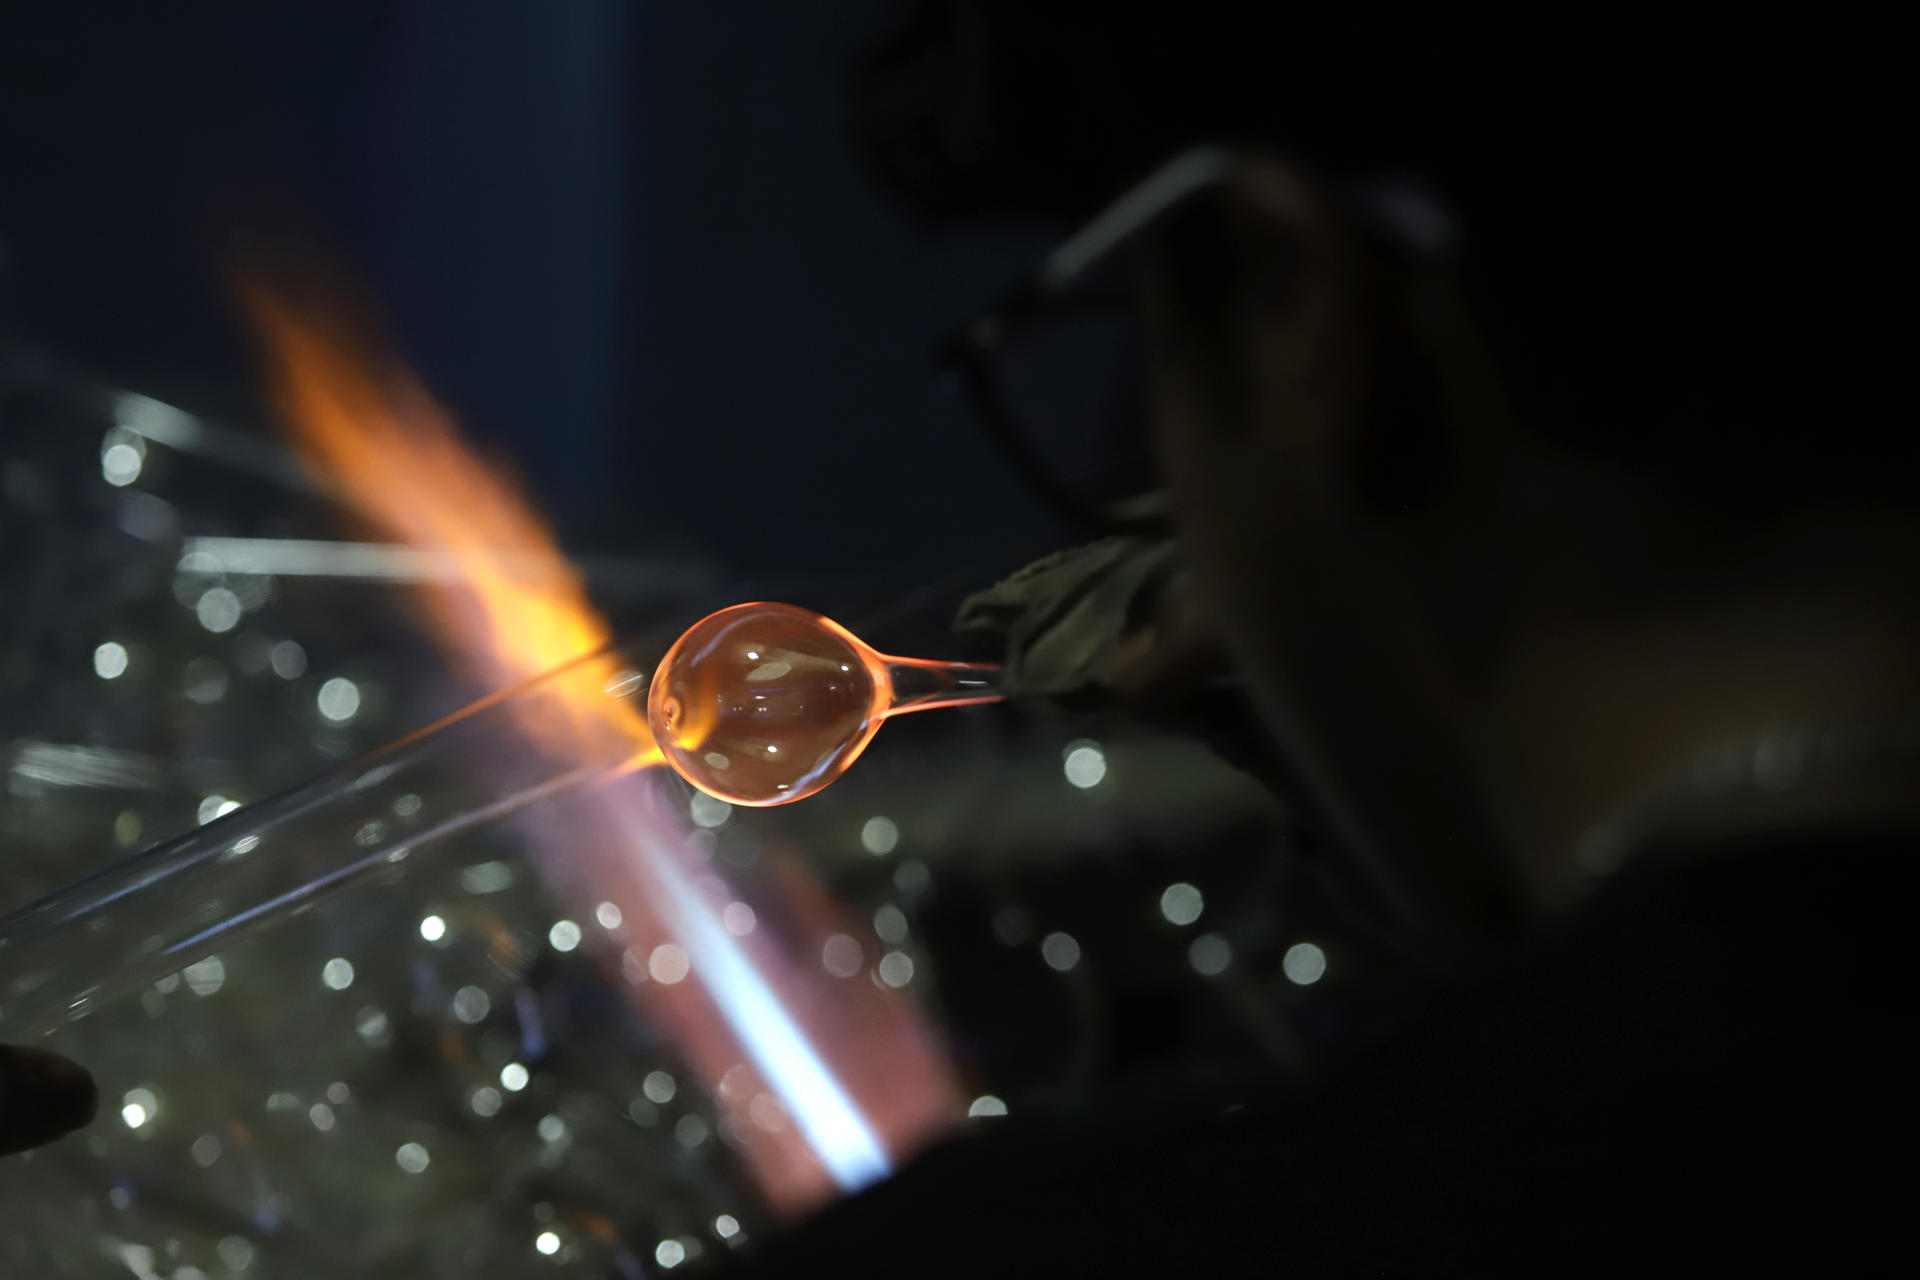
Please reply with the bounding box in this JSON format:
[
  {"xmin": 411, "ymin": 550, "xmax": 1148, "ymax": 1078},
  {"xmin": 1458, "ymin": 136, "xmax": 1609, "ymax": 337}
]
[{"xmin": 648, "ymin": 602, "xmax": 1005, "ymax": 806}]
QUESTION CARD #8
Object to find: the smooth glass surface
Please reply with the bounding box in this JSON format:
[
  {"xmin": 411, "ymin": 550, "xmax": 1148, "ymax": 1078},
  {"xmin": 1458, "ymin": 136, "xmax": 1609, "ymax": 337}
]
[{"xmin": 648, "ymin": 603, "xmax": 1004, "ymax": 806}]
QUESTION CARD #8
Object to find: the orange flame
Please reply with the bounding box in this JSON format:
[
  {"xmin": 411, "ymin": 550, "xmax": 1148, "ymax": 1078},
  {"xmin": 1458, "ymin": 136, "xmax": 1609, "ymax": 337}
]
[
  {"xmin": 233, "ymin": 271, "xmax": 962, "ymax": 1216},
  {"xmin": 235, "ymin": 277, "xmax": 659, "ymax": 767}
]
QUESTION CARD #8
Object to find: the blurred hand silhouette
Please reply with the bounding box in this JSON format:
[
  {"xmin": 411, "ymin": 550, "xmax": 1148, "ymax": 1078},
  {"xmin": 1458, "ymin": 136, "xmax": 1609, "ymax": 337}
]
[{"xmin": 0, "ymin": 1044, "xmax": 97, "ymax": 1155}]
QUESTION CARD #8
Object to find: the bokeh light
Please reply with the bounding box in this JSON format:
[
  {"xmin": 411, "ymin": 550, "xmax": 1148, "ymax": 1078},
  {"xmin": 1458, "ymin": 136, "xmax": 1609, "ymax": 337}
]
[
  {"xmin": 1283, "ymin": 941, "xmax": 1327, "ymax": 985},
  {"xmin": 1159, "ymin": 882, "xmax": 1204, "ymax": 926}
]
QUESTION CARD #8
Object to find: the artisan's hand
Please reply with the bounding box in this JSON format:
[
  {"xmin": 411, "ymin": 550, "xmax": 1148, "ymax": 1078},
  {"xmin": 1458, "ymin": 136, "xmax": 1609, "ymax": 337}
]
[
  {"xmin": 0, "ymin": 1045, "xmax": 96, "ymax": 1154},
  {"xmin": 1098, "ymin": 567, "xmax": 1227, "ymax": 712},
  {"xmin": 953, "ymin": 535, "xmax": 1235, "ymax": 711},
  {"xmin": 954, "ymin": 538, "xmax": 1288, "ymax": 800}
]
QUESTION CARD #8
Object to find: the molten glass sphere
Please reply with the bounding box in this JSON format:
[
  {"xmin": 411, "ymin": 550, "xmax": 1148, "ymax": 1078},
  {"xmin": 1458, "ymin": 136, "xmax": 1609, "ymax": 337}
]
[{"xmin": 648, "ymin": 603, "xmax": 892, "ymax": 806}]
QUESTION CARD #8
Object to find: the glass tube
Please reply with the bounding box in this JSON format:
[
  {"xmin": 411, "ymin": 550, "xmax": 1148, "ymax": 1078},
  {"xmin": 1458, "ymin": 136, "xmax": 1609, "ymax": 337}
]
[{"xmin": 0, "ymin": 647, "xmax": 648, "ymax": 1039}]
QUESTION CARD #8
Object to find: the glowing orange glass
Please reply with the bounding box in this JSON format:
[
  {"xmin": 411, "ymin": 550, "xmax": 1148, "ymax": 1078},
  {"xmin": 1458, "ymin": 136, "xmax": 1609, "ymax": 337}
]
[{"xmin": 648, "ymin": 602, "xmax": 1005, "ymax": 805}]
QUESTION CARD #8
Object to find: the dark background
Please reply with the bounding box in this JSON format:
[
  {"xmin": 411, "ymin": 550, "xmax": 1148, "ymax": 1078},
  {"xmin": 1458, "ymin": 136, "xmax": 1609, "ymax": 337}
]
[{"xmin": 0, "ymin": 0, "xmax": 1069, "ymax": 587}]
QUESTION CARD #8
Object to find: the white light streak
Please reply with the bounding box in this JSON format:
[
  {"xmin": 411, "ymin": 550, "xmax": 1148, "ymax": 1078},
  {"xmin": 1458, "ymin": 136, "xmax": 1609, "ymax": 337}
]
[
  {"xmin": 114, "ymin": 391, "xmax": 205, "ymax": 450},
  {"xmin": 612, "ymin": 793, "xmax": 891, "ymax": 1191},
  {"xmin": 178, "ymin": 535, "xmax": 624, "ymax": 583}
]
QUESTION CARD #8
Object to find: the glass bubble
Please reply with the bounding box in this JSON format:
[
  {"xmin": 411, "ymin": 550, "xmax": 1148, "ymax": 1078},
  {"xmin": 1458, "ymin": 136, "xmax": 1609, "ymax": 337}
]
[{"xmin": 648, "ymin": 602, "xmax": 1001, "ymax": 806}]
